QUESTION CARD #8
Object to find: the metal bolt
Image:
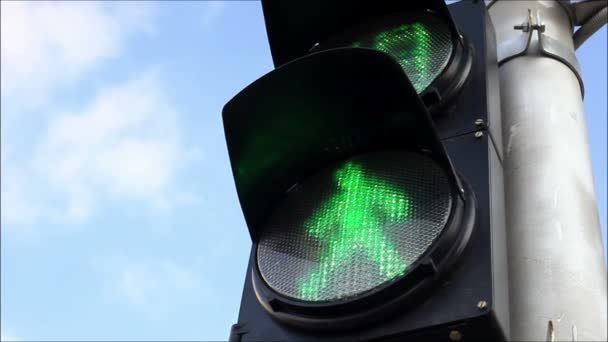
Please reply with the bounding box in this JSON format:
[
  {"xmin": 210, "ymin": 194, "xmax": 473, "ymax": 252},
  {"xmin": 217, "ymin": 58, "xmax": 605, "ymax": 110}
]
[
  {"xmin": 449, "ymin": 330, "xmax": 463, "ymax": 341},
  {"xmin": 538, "ymin": 23, "xmax": 546, "ymax": 33},
  {"xmin": 475, "ymin": 131, "xmax": 484, "ymax": 139},
  {"xmin": 475, "ymin": 118, "xmax": 485, "ymax": 126},
  {"xmin": 514, "ymin": 9, "xmax": 546, "ymax": 33},
  {"xmin": 514, "ymin": 23, "xmax": 530, "ymax": 32},
  {"xmin": 477, "ymin": 300, "xmax": 488, "ymax": 310}
]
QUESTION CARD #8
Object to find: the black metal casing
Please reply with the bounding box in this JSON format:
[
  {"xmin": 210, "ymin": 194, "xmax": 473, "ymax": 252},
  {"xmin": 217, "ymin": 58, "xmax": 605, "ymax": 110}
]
[
  {"xmin": 223, "ymin": 48, "xmax": 462, "ymax": 243},
  {"xmin": 227, "ymin": 1, "xmax": 508, "ymax": 341},
  {"xmin": 261, "ymin": 0, "xmax": 460, "ymax": 68}
]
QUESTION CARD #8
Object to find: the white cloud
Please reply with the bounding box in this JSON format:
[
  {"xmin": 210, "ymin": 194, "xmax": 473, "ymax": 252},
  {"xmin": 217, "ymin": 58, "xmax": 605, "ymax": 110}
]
[
  {"xmin": 0, "ymin": 1, "xmax": 156, "ymax": 109},
  {"xmin": 2, "ymin": 71, "xmax": 202, "ymax": 226},
  {"xmin": 0, "ymin": 2, "xmax": 203, "ymax": 228},
  {"xmin": 0, "ymin": 163, "xmax": 43, "ymax": 226},
  {"xmin": 93, "ymin": 256, "xmax": 204, "ymax": 318},
  {"xmin": 119, "ymin": 260, "xmax": 200, "ymax": 305},
  {"xmin": 35, "ymin": 70, "xmax": 177, "ymax": 193}
]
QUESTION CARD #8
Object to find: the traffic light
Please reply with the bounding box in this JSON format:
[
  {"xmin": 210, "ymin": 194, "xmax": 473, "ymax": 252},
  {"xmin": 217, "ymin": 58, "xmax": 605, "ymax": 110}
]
[{"xmin": 224, "ymin": 0, "xmax": 509, "ymax": 341}]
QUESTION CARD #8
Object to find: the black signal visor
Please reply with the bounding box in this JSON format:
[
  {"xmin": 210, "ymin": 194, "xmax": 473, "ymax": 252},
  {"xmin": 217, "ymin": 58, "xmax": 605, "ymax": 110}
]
[
  {"xmin": 261, "ymin": 0, "xmax": 461, "ymax": 67},
  {"xmin": 222, "ymin": 48, "xmax": 462, "ymax": 241}
]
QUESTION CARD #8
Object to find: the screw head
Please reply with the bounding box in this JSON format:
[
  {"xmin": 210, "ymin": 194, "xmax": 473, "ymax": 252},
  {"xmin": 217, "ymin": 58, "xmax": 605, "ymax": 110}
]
[
  {"xmin": 477, "ymin": 300, "xmax": 488, "ymax": 310},
  {"xmin": 449, "ymin": 330, "xmax": 463, "ymax": 341},
  {"xmin": 475, "ymin": 131, "xmax": 484, "ymax": 139},
  {"xmin": 474, "ymin": 119, "xmax": 484, "ymax": 126}
]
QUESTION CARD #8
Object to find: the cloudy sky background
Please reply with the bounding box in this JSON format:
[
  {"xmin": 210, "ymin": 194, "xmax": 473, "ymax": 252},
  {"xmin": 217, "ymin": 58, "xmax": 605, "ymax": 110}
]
[{"xmin": 0, "ymin": 2, "xmax": 605, "ymax": 341}]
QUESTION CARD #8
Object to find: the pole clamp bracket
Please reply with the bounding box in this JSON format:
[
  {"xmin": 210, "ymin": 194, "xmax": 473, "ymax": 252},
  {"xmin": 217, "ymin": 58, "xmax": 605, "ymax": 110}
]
[{"xmin": 498, "ymin": 8, "xmax": 584, "ymax": 97}]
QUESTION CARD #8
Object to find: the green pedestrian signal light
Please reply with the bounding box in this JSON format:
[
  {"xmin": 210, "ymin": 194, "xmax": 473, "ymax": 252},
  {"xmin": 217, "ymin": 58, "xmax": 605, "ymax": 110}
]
[
  {"xmin": 226, "ymin": 0, "xmax": 509, "ymax": 340},
  {"xmin": 349, "ymin": 19, "xmax": 453, "ymax": 93},
  {"xmin": 316, "ymin": 12, "xmax": 470, "ymax": 110},
  {"xmin": 257, "ymin": 151, "xmax": 452, "ymax": 303},
  {"xmin": 298, "ymin": 160, "xmax": 411, "ymax": 301}
]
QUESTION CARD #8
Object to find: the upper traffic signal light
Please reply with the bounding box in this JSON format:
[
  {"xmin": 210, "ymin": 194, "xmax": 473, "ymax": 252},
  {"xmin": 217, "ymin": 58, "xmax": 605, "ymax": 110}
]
[
  {"xmin": 262, "ymin": 0, "xmax": 471, "ymax": 112},
  {"xmin": 225, "ymin": 1, "xmax": 508, "ymax": 341}
]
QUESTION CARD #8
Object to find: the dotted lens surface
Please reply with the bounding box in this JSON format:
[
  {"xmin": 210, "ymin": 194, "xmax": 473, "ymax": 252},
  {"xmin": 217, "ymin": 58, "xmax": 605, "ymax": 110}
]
[
  {"xmin": 351, "ymin": 15, "xmax": 453, "ymax": 93},
  {"xmin": 256, "ymin": 151, "xmax": 453, "ymax": 303}
]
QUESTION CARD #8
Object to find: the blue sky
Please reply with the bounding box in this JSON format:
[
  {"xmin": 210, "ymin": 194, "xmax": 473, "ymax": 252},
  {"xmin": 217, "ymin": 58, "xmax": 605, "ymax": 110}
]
[{"xmin": 0, "ymin": 2, "xmax": 605, "ymax": 341}]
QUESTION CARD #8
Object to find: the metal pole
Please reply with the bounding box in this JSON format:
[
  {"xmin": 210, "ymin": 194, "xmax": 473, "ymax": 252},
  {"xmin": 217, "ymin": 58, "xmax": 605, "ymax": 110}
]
[{"xmin": 488, "ymin": 1, "xmax": 607, "ymax": 341}]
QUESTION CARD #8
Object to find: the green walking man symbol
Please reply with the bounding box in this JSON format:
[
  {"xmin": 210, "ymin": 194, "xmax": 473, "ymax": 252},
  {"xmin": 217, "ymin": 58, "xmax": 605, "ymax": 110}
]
[
  {"xmin": 297, "ymin": 161, "xmax": 412, "ymax": 301},
  {"xmin": 352, "ymin": 22, "xmax": 433, "ymax": 93}
]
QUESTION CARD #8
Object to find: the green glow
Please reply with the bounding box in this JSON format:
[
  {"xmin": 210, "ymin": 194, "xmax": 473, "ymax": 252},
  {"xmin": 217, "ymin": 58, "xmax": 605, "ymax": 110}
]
[
  {"xmin": 297, "ymin": 161, "xmax": 411, "ymax": 301},
  {"xmin": 352, "ymin": 22, "xmax": 435, "ymax": 93},
  {"xmin": 371, "ymin": 23, "xmax": 431, "ymax": 93}
]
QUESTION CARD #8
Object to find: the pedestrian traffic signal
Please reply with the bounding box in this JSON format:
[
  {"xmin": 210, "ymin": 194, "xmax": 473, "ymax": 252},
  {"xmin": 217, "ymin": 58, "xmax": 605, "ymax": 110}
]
[
  {"xmin": 225, "ymin": 1, "xmax": 509, "ymax": 341},
  {"xmin": 258, "ymin": 152, "xmax": 448, "ymax": 304},
  {"xmin": 262, "ymin": 0, "xmax": 471, "ymax": 112}
]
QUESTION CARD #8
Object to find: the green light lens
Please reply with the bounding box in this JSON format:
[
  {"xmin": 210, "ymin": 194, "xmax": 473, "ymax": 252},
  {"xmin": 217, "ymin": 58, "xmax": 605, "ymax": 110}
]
[
  {"xmin": 298, "ymin": 161, "xmax": 411, "ymax": 300},
  {"xmin": 351, "ymin": 17, "xmax": 453, "ymax": 93},
  {"xmin": 257, "ymin": 151, "xmax": 452, "ymax": 303}
]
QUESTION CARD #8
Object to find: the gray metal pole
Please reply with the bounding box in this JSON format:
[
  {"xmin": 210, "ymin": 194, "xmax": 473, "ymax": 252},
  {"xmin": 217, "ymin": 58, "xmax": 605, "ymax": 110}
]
[{"xmin": 488, "ymin": 1, "xmax": 607, "ymax": 341}]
